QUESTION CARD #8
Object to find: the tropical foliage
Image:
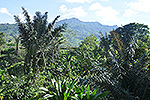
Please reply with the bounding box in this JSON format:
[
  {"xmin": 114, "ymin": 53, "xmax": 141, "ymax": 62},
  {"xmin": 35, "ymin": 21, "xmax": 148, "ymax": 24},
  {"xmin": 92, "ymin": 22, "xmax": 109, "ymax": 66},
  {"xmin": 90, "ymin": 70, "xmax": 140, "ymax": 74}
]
[{"xmin": 0, "ymin": 7, "xmax": 150, "ymax": 100}]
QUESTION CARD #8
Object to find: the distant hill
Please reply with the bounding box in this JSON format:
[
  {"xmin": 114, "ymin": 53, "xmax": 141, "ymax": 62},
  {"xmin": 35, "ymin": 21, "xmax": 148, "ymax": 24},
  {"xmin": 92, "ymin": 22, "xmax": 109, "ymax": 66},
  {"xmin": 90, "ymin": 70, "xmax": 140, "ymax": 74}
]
[
  {"xmin": 56, "ymin": 18, "xmax": 117, "ymax": 46},
  {"xmin": 57, "ymin": 18, "xmax": 117, "ymax": 37},
  {"xmin": 0, "ymin": 18, "xmax": 118, "ymax": 46},
  {"xmin": 0, "ymin": 23, "xmax": 19, "ymax": 40}
]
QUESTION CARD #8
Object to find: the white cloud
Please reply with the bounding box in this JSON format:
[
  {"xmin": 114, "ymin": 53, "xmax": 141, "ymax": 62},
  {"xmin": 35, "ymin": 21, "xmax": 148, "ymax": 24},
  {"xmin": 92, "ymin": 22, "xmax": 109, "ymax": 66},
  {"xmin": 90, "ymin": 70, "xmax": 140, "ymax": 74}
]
[
  {"xmin": 89, "ymin": 2, "xmax": 103, "ymax": 10},
  {"xmin": 65, "ymin": 0, "xmax": 108, "ymax": 3},
  {"xmin": 123, "ymin": 0, "xmax": 150, "ymax": 18},
  {"xmin": 71, "ymin": 6, "xmax": 88, "ymax": 17},
  {"xmin": 0, "ymin": 8, "xmax": 13, "ymax": 17},
  {"xmin": 98, "ymin": 0, "xmax": 108, "ymax": 1},
  {"xmin": 123, "ymin": 9, "xmax": 138, "ymax": 17},
  {"xmin": 65, "ymin": 0, "xmax": 93, "ymax": 3},
  {"xmin": 59, "ymin": 5, "xmax": 67, "ymax": 13},
  {"xmin": 60, "ymin": 6, "xmax": 88, "ymax": 18},
  {"xmin": 89, "ymin": 2, "xmax": 119, "ymax": 24},
  {"xmin": 128, "ymin": 0, "xmax": 150, "ymax": 12}
]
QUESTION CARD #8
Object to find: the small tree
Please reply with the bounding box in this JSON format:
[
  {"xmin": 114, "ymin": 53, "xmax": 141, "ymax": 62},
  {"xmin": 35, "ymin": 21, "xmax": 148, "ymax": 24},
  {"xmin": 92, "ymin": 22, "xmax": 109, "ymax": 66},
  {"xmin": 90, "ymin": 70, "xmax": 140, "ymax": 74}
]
[{"xmin": 79, "ymin": 34, "xmax": 99, "ymax": 51}]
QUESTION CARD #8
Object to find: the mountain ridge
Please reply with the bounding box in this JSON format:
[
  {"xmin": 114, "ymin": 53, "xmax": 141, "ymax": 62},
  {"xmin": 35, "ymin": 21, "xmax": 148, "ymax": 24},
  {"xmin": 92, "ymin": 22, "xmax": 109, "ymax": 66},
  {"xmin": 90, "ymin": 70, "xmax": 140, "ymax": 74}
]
[
  {"xmin": 56, "ymin": 18, "xmax": 117, "ymax": 36},
  {"xmin": 0, "ymin": 17, "xmax": 118, "ymax": 46},
  {"xmin": 56, "ymin": 18, "xmax": 118, "ymax": 46}
]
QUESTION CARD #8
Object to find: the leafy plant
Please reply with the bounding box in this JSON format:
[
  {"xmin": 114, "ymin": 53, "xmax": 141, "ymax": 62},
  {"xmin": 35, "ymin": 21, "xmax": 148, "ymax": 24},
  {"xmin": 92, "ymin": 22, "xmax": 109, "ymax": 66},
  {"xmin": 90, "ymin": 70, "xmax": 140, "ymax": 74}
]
[
  {"xmin": 31, "ymin": 78, "xmax": 109, "ymax": 100},
  {"xmin": 31, "ymin": 78, "xmax": 78, "ymax": 100},
  {"xmin": 73, "ymin": 85, "xmax": 110, "ymax": 100}
]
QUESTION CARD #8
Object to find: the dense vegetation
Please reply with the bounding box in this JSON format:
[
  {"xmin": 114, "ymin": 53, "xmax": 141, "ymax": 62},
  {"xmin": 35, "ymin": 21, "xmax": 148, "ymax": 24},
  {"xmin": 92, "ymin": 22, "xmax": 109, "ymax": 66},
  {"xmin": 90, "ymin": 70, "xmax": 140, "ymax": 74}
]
[{"xmin": 0, "ymin": 7, "xmax": 150, "ymax": 100}]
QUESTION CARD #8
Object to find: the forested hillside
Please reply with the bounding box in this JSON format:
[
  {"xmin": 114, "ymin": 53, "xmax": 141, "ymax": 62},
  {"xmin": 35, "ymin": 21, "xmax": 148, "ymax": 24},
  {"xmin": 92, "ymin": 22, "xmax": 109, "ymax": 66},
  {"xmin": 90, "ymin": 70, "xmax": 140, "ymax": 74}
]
[
  {"xmin": 0, "ymin": 18, "xmax": 117, "ymax": 47},
  {"xmin": 57, "ymin": 18, "xmax": 117, "ymax": 35},
  {"xmin": 57, "ymin": 18, "xmax": 117, "ymax": 46},
  {"xmin": 0, "ymin": 24, "xmax": 19, "ymax": 41},
  {"xmin": 0, "ymin": 7, "xmax": 150, "ymax": 100}
]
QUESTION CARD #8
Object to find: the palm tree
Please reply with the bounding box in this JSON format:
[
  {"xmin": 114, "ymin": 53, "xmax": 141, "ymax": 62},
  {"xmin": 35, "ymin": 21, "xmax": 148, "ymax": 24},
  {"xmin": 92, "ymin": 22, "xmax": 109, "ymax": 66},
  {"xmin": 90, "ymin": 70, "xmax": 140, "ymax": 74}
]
[
  {"xmin": 93, "ymin": 23, "xmax": 150, "ymax": 99},
  {"xmin": 14, "ymin": 7, "xmax": 66, "ymax": 74}
]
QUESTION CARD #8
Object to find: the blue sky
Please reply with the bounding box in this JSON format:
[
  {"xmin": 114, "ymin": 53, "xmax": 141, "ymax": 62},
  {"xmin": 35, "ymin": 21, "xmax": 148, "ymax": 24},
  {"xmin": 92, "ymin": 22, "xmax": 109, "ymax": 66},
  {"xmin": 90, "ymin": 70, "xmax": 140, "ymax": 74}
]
[{"xmin": 0, "ymin": 0, "xmax": 150, "ymax": 26}]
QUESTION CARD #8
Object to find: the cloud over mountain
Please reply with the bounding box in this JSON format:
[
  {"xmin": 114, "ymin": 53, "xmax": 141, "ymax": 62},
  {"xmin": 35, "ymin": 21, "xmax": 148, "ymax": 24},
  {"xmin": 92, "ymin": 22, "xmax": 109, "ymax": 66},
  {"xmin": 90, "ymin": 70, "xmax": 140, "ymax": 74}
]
[
  {"xmin": 89, "ymin": 2, "xmax": 119, "ymax": 25},
  {"xmin": 59, "ymin": 5, "xmax": 88, "ymax": 18},
  {"xmin": 0, "ymin": 8, "xmax": 13, "ymax": 17}
]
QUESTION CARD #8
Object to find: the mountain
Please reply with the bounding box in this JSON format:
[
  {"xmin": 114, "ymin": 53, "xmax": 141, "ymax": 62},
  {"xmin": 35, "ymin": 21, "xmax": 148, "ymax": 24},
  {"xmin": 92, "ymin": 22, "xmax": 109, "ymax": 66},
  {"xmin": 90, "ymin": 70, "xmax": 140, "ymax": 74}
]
[
  {"xmin": 0, "ymin": 18, "xmax": 118, "ymax": 46},
  {"xmin": 0, "ymin": 23, "xmax": 19, "ymax": 40},
  {"xmin": 56, "ymin": 18, "xmax": 117, "ymax": 37},
  {"xmin": 56, "ymin": 18, "xmax": 117, "ymax": 46}
]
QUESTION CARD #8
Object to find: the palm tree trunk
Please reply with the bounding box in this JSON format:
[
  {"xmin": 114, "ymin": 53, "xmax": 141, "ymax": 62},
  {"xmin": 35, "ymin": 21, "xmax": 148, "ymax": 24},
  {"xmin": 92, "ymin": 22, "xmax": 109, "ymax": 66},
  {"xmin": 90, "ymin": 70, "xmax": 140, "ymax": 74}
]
[{"xmin": 15, "ymin": 42, "xmax": 19, "ymax": 54}]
